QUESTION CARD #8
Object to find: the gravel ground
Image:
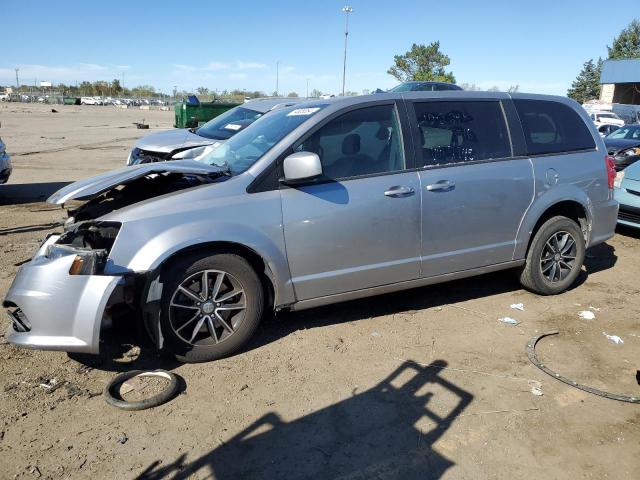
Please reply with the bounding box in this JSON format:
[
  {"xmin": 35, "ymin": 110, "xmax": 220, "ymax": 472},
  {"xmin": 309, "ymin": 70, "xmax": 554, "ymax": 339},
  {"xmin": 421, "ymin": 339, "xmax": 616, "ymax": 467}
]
[{"xmin": 0, "ymin": 103, "xmax": 639, "ymax": 479}]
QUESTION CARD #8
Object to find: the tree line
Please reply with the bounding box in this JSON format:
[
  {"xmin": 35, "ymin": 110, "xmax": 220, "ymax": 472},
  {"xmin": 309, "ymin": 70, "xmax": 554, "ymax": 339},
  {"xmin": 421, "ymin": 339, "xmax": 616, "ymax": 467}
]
[{"xmin": 567, "ymin": 19, "xmax": 640, "ymax": 104}]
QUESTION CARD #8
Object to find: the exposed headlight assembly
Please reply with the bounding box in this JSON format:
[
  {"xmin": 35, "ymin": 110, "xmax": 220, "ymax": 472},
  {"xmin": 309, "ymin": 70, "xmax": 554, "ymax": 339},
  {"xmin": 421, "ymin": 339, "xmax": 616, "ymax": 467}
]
[
  {"xmin": 45, "ymin": 244, "xmax": 107, "ymax": 275},
  {"xmin": 619, "ymin": 147, "xmax": 640, "ymax": 157}
]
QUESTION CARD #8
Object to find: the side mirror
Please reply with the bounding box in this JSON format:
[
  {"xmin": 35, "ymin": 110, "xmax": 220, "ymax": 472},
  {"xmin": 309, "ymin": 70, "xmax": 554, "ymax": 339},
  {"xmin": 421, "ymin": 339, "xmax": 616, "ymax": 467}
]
[{"xmin": 282, "ymin": 151, "xmax": 322, "ymax": 184}]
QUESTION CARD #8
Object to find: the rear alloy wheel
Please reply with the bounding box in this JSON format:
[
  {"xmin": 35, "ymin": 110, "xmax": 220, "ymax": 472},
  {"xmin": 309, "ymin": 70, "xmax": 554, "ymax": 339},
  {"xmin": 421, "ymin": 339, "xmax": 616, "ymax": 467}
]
[
  {"xmin": 519, "ymin": 216, "xmax": 585, "ymax": 295},
  {"xmin": 160, "ymin": 254, "xmax": 263, "ymax": 363}
]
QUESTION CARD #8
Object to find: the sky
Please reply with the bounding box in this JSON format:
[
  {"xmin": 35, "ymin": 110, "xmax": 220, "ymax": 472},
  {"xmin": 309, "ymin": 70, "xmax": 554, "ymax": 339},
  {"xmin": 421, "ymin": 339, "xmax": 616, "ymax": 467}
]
[{"xmin": 0, "ymin": 1, "xmax": 635, "ymax": 96}]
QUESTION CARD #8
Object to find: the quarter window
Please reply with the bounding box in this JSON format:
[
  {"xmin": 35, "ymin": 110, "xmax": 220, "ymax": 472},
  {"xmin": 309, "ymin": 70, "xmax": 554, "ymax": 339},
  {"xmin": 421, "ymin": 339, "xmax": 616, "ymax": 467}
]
[
  {"xmin": 514, "ymin": 99, "xmax": 596, "ymax": 155},
  {"xmin": 412, "ymin": 101, "xmax": 511, "ymax": 166},
  {"xmin": 296, "ymin": 104, "xmax": 405, "ymax": 179}
]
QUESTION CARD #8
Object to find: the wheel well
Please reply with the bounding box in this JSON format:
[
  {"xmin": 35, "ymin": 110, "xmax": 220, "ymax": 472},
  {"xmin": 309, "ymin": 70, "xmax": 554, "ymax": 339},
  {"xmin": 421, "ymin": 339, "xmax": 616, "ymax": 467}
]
[
  {"xmin": 158, "ymin": 242, "xmax": 276, "ymax": 311},
  {"xmin": 529, "ymin": 201, "xmax": 589, "ymax": 248}
]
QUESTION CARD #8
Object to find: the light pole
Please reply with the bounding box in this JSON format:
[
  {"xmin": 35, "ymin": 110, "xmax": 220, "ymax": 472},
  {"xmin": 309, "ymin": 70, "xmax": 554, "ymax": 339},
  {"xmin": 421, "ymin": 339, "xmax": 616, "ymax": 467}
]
[
  {"xmin": 341, "ymin": 6, "xmax": 352, "ymax": 96},
  {"xmin": 14, "ymin": 68, "xmax": 19, "ymax": 89},
  {"xmin": 276, "ymin": 60, "xmax": 280, "ymax": 96},
  {"xmin": 306, "ymin": 78, "xmax": 309, "ymax": 98}
]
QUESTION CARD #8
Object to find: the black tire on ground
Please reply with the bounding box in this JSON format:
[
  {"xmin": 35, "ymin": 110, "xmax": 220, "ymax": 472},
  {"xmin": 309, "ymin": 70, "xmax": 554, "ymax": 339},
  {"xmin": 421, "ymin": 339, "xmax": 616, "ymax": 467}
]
[
  {"xmin": 160, "ymin": 253, "xmax": 264, "ymax": 363},
  {"xmin": 519, "ymin": 216, "xmax": 586, "ymax": 295}
]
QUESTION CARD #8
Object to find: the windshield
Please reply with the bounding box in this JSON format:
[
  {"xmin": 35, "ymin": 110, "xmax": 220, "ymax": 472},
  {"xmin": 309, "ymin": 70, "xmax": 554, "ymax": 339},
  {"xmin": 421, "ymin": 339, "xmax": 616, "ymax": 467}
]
[
  {"xmin": 199, "ymin": 104, "xmax": 327, "ymax": 174},
  {"xmin": 606, "ymin": 125, "xmax": 640, "ymax": 140},
  {"xmin": 388, "ymin": 83, "xmax": 418, "ymax": 92},
  {"xmin": 196, "ymin": 106, "xmax": 263, "ymax": 140}
]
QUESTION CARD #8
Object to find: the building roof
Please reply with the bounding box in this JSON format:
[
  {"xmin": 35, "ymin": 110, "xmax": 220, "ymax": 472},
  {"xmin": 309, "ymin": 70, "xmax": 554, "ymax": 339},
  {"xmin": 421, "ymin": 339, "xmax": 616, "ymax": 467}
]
[{"xmin": 600, "ymin": 59, "xmax": 640, "ymax": 84}]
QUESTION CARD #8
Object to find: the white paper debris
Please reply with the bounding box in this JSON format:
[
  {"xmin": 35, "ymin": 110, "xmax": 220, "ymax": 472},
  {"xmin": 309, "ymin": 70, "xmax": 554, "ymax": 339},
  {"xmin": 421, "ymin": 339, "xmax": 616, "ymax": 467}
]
[
  {"xmin": 528, "ymin": 380, "xmax": 544, "ymax": 396},
  {"xmin": 510, "ymin": 303, "xmax": 525, "ymax": 311},
  {"xmin": 498, "ymin": 317, "xmax": 519, "ymax": 326},
  {"xmin": 603, "ymin": 332, "xmax": 623, "ymax": 345},
  {"xmin": 589, "ymin": 306, "xmax": 600, "ymax": 312},
  {"xmin": 371, "ymin": 331, "xmax": 380, "ymax": 337},
  {"xmin": 578, "ymin": 311, "xmax": 596, "ymax": 320}
]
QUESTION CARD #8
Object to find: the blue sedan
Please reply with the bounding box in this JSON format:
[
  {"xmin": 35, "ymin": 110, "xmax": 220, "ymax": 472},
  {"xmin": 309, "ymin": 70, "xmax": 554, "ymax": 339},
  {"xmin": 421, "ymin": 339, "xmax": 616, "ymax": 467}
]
[{"xmin": 615, "ymin": 159, "xmax": 640, "ymax": 228}]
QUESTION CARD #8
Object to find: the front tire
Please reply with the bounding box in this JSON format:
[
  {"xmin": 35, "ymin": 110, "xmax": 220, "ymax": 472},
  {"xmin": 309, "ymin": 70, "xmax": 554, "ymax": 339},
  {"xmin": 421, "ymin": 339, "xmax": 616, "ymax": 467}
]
[
  {"xmin": 160, "ymin": 253, "xmax": 264, "ymax": 363},
  {"xmin": 519, "ymin": 216, "xmax": 585, "ymax": 295}
]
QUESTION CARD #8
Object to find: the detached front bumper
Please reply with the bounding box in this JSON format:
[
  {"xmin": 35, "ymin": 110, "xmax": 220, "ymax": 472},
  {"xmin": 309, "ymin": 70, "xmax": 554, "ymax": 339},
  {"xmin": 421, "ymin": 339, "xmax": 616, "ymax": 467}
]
[{"xmin": 2, "ymin": 236, "xmax": 122, "ymax": 353}]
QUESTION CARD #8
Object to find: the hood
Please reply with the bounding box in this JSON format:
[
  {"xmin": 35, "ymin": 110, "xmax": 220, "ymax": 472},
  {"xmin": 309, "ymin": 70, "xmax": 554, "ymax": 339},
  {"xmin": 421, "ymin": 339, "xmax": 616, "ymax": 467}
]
[
  {"xmin": 623, "ymin": 160, "xmax": 640, "ymax": 181},
  {"xmin": 48, "ymin": 160, "xmax": 225, "ymax": 204},
  {"xmin": 134, "ymin": 128, "xmax": 218, "ymax": 153},
  {"xmin": 604, "ymin": 138, "xmax": 640, "ymax": 154}
]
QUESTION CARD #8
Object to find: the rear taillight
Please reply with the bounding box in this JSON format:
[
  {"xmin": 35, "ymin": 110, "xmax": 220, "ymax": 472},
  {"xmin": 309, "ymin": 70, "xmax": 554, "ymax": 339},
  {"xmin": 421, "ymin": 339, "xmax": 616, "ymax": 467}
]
[{"xmin": 606, "ymin": 155, "xmax": 616, "ymax": 189}]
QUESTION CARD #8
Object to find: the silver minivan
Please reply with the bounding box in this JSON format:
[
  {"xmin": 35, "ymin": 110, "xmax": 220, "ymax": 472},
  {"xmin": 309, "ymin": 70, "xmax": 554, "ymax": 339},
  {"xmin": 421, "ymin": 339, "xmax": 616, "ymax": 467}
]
[{"xmin": 3, "ymin": 92, "xmax": 618, "ymax": 362}]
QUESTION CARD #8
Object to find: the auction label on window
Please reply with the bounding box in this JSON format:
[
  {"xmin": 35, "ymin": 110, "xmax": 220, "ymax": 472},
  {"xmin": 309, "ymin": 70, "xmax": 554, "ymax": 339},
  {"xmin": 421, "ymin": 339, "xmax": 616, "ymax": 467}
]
[
  {"xmin": 287, "ymin": 107, "xmax": 321, "ymax": 116},
  {"xmin": 224, "ymin": 123, "xmax": 243, "ymax": 131}
]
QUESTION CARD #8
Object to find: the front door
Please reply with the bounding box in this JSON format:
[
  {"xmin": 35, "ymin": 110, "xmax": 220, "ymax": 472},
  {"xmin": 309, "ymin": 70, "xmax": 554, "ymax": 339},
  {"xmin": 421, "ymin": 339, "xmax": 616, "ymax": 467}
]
[
  {"xmin": 280, "ymin": 103, "xmax": 422, "ymax": 301},
  {"xmin": 408, "ymin": 99, "xmax": 534, "ymax": 277}
]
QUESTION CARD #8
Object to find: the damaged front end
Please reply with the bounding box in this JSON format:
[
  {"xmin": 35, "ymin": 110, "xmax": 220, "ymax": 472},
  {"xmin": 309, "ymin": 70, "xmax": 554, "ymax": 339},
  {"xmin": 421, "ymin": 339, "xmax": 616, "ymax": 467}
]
[{"xmin": 3, "ymin": 161, "xmax": 228, "ymax": 354}]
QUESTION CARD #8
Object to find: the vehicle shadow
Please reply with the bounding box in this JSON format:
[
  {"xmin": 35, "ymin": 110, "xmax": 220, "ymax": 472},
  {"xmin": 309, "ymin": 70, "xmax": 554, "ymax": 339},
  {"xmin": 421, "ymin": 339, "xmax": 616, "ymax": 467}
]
[
  {"xmin": 0, "ymin": 181, "xmax": 70, "ymax": 205},
  {"xmin": 134, "ymin": 359, "xmax": 473, "ymax": 480},
  {"xmin": 0, "ymin": 221, "xmax": 63, "ymax": 236},
  {"xmin": 584, "ymin": 242, "xmax": 618, "ymax": 275}
]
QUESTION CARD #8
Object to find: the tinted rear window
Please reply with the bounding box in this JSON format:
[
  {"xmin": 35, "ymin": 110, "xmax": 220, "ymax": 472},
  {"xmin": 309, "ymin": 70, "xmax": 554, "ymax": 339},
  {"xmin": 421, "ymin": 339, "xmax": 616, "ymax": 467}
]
[
  {"xmin": 412, "ymin": 101, "xmax": 511, "ymax": 166},
  {"xmin": 514, "ymin": 99, "xmax": 595, "ymax": 155}
]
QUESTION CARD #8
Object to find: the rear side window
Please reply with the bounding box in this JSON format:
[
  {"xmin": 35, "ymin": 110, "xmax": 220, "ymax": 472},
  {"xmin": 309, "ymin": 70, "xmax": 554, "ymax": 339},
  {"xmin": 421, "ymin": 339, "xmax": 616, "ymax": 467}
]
[
  {"xmin": 412, "ymin": 101, "xmax": 511, "ymax": 166},
  {"xmin": 514, "ymin": 100, "xmax": 595, "ymax": 155}
]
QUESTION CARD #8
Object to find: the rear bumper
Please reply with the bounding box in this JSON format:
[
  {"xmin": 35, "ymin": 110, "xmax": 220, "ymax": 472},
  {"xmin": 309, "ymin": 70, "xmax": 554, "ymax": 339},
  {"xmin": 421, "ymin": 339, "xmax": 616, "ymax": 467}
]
[
  {"xmin": 589, "ymin": 198, "xmax": 619, "ymax": 246},
  {"xmin": 2, "ymin": 237, "xmax": 121, "ymax": 353}
]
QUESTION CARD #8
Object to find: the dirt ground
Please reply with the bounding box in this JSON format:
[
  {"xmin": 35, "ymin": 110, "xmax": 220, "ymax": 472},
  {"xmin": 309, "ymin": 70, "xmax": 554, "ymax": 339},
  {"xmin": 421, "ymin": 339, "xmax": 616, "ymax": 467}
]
[{"xmin": 0, "ymin": 103, "xmax": 639, "ymax": 480}]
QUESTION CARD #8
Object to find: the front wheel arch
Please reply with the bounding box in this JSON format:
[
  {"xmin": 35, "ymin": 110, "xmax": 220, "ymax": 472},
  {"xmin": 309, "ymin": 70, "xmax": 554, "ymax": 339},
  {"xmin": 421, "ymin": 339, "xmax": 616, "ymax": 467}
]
[{"xmin": 139, "ymin": 242, "xmax": 275, "ymax": 349}]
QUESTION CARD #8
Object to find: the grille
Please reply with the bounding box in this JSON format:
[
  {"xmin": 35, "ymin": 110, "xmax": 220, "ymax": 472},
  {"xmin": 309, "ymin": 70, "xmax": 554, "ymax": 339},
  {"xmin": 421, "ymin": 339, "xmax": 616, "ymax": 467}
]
[{"xmin": 618, "ymin": 206, "xmax": 640, "ymax": 225}]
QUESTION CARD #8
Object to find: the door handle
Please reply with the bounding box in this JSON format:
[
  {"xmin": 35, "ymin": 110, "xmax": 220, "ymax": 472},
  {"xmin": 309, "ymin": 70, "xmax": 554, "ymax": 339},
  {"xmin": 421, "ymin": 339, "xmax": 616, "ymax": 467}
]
[
  {"xmin": 426, "ymin": 180, "xmax": 455, "ymax": 192},
  {"xmin": 384, "ymin": 185, "xmax": 415, "ymax": 198}
]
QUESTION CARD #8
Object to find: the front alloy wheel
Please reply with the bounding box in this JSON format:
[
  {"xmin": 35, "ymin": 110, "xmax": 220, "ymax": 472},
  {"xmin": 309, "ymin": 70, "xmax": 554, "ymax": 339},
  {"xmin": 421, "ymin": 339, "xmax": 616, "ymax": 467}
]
[
  {"xmin": 169, "ymin": 270, "xmax": 246, "ymax": 346},
  {"xmin": 160, "ymin": 253, "xmax": 264, "ymax": 363}
]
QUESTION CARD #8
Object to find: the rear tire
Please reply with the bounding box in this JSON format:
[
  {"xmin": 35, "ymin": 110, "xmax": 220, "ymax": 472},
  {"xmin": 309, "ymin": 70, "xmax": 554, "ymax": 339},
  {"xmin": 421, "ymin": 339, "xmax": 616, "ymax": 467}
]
[
  {"xmin": 160, "ymin": 253, "xmax": 264, "ymax": 363},
  {"xmin": 519, "ymin": 216, "xmax": 585, "ymax": 295}
]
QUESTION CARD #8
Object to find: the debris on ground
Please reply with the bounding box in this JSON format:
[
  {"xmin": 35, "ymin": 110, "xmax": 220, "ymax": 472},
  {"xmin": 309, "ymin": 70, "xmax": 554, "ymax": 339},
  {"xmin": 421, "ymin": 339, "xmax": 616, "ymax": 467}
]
[
  {"xmin": 603, "ymin": 332, "xmax": 624, "ymax": 345},
  {"xmin": 371, "ymin": 331, "xmax": 381, "ymax": 337},
  {"xmin": 589, "ymin": 306, "xmax": 600, "ymax": 312},
  {"xmin": 578, "ymin": 311, "xmax": 596, "ymax": 320},
  {"xmin": 117, "ymin": 433, "xmax": 128, "ymax": 444},
  {"xmin": 528, "ymin": 380, "xmax": 544, "ymax": 396},
  {"xmin": 498, "ymin": 317, "xmax": 519, "ymax": 326},
  {"xmin": 510, "ymin": 303, "xmax": 525, "ymax": 311}
]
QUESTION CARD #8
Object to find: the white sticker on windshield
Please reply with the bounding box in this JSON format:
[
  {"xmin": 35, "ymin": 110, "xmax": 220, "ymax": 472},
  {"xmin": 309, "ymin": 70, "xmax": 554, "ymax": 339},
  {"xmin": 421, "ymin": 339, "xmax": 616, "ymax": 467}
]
[
  {"xmin": 224, "ymin": 123, "xmax": 242, "ymax": 131},
  {"xmin": 287, "ymin": 107, "xmax": 321, "ymax": 116}
]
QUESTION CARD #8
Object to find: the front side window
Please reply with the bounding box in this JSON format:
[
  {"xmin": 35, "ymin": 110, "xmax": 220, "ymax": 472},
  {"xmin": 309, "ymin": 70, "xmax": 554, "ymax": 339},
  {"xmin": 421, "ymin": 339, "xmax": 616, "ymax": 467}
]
[
  {"xmin": 412, "ymin": 101, "xmax": 511, "ymax": 166},
  {"xmin": 296, "ymin": 104, "xmax": 405, "ymax": 179},
  {"xmin": 514, "ymin": 100, "xmax": 596, "ymax": 155}
]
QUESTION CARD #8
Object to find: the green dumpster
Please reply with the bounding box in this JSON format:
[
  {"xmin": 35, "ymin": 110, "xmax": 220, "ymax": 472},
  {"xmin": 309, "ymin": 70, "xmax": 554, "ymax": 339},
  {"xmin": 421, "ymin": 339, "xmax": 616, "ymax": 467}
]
[
  {"xmin": 174, "ymin": 101, "xmax": 240, "ymax": 128},
  {"xmin": 63, "ymin": 96, "xmax": 79, "ymax": 105}
]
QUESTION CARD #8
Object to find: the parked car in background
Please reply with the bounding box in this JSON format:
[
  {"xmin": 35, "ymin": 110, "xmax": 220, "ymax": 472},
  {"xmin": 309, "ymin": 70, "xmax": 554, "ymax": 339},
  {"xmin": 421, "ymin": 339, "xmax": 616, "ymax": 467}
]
[
  {"xmin": 81, "ymin": 96, "xmax": 98, "ymax": 105},
  {"xmin": 598, "ymin": 123, "xmax": 620, "ymax": 137},
  {"xmin": 614, "ymin": 159, "xmax": 640, "ymax": 229},
  {"xmin": 604, "ymin": 124, "xmax": 640, "ymax": 171},
  {"xmin": 3, "ymin": 92, "xmax": 618, "ymax": 363},
  {"xmin": 387, "ymin": 81, "xmax": 462, "ymax": 92},
  {"xmin": 589, "ymin": 111, "xmax": 625, "ymax": 128},
  {"xmin": 127, "ymin": 98, "xmax": 303, "ymax": 165},
  {"xmin": 0, "ymin": 137, "xmax": 11, "ymax": 184}
]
